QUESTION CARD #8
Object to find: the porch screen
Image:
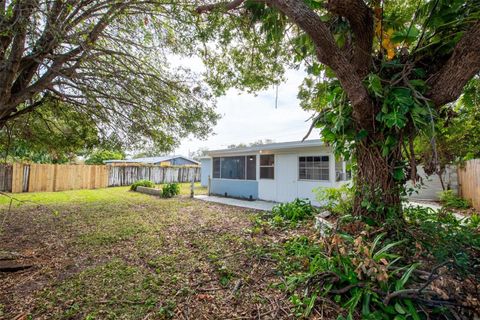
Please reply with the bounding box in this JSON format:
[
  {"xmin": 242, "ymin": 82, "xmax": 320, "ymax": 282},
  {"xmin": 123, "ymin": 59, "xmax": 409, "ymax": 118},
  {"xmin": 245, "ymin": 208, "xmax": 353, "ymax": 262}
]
[{"xmin": 212, "ymin": 156, "xmax": 256, "ymax": 180}]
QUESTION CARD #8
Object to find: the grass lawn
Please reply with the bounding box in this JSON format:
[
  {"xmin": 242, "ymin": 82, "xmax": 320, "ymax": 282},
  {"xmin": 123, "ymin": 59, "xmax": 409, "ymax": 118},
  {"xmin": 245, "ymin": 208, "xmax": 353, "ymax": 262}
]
[{"xmin": 0, "ymin": 183, "xmax": 301, "ymax": 319}]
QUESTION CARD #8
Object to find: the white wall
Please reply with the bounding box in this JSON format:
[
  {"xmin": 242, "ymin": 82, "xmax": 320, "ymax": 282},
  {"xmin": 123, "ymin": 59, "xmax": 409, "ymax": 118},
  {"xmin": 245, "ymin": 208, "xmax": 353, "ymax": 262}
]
[{"xmin": 261, "ymin": 148, "xmax": 338, "ymax": 205}]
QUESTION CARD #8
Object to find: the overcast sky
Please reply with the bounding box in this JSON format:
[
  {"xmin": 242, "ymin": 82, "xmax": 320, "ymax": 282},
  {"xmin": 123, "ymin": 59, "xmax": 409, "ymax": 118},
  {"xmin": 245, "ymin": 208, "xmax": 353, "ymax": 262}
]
[{"xmin": 174, "ymin": 67, "xmax": 320, "ymax": 156}]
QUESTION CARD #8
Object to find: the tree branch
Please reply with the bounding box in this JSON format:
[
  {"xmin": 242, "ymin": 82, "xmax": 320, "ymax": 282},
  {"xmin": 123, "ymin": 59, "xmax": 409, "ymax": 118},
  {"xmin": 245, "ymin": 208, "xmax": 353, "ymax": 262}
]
[
  {"xmin": 325, "ymin": 0, "xmax": 374, "ymax": 78},
  {"xmin": 196, "ymin": 0, "xmax": 248, "ymax": 14},
  {"xmin": 427, "ymin": 21, "xmax": 480, "ymax": 107}
]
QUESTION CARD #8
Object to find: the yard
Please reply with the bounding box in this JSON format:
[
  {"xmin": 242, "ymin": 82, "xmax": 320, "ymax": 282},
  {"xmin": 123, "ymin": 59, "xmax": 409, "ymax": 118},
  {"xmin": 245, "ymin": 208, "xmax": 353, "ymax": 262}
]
[{"xmin": 0, "ymin": 184, "xmax": 305, "ymax": 319}]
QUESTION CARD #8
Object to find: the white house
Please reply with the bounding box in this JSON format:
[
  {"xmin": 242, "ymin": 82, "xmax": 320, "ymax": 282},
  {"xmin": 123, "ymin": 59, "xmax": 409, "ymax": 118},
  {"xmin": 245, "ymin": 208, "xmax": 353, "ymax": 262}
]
[{"xmin": 200, "ymin": 139, "xmax": 350, "ymax": 205}]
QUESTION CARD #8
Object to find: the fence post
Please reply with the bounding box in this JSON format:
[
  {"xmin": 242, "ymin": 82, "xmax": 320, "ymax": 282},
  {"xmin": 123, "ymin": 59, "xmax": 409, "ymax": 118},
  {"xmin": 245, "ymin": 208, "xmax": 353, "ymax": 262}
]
[
  {"xmin": 190, "ymin": 175, "xmax": 195, "ymax": 198},
  {"xmin": 208, "ymin": 175, "xmax": 211, "ymax": 196}
]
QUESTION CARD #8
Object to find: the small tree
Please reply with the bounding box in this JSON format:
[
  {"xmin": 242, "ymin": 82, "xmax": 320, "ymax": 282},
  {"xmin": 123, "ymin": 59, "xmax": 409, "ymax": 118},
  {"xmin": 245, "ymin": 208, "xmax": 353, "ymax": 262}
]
[{"xmin": 195, "ymin": 0, "xmax": 480, "ymax": 224}]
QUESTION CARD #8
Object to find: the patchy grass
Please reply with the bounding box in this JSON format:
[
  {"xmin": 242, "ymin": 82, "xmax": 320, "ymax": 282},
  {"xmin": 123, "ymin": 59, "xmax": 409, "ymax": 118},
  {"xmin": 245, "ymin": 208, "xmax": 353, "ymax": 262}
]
[
  {"xmin": 0, "ymin": 184, "xmax": 298, "ymax": 319},
  {"xmin": 0, "ymin": 182, "xmax": 207, "ymax": 206}
]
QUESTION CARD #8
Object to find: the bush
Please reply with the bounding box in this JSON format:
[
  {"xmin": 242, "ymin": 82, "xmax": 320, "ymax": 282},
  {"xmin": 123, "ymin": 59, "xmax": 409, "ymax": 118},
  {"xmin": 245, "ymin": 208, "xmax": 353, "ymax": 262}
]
[
  {"xmin": 439, "ymin": 190, "xmax": 470, "ymax": 209},
  {"xmin": 276, "ymin": 234, "xmax": 425, "ymax": 319},
  {"xmin": 161, "ymin": 183, "xmax": 180, "ymax": 198},
  {"xmin": 404, "ymin": 206, "xmax": 480, "ymax": 273},
  {"xmin": 130, "ymin": 179, "xmax": 155, "ymax": 191},
  {"xmin": 271, "ymin": 198, "xmax": 316, "ymax": 224},
  {"xmin": 314, "ymin": 184, "xmax": 354, "ymax": 216}
]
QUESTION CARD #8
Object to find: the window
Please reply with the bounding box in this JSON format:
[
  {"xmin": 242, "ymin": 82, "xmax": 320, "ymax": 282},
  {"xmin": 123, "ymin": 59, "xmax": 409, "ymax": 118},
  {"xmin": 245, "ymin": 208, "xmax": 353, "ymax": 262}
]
[
  {"xmin": 260, "ymin": 154, "xmax": 274, "ymax": 179},
  {"xmin": 213, "ymin": 158, "xmax": 220, "ymax": 178},
  {"xmin": 299, "ymin": 156, "xmax": 329, "ymax": 180},
  {"xmin": 221, "ymin": 156, "xmax": 245, "ymax": 179},
  {"xmin": 212, "ymin": 155, "xmax": 256, "ymax": 180},
  {"xmin": 246, "ymin": 155, "xmax": 256, "ymax": 180}
]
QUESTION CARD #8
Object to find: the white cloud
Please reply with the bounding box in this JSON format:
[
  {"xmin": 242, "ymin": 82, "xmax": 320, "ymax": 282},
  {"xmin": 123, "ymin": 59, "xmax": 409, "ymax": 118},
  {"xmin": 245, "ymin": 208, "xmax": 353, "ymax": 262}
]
[{"xmin": 171, "ymin": 58, "xmax": 320, "ymax": 156}]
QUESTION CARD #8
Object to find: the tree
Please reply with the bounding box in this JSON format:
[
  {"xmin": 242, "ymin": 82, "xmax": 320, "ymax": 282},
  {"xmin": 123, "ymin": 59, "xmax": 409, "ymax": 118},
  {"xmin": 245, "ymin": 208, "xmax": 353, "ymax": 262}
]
[
  {"xmin": 0, "ymin": 97, "xmax": 101, "ymax": 163},
  {"xmin": 84, "ymin": 149, "xmax": 124, "ymax": 165},
  {"xmin": 195, "ymin": 0, "xmax": 480, "ymax": 224},
  {"xmin": 0, "ymin": 1, "xmax": 219, "ymax": 151}
]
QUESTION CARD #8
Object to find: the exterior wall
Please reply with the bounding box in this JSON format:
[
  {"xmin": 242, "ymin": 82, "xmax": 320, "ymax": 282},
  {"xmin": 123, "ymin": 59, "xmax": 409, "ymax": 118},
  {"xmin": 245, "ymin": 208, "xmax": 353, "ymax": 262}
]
[
  {"xmin": 200, "ymin": 158, "xmax": 211, "ymax": 187},
  {"xmin": 169, "ymin": 158, "xmax": 198, "ymax": 166},
  {"xmin": 406, "ymin": 165, "xmax": 457, "ymax": 200},
  {"xmin": 210, "ymin": 179, "xmax": 258, "ymax": 199},
  {"xmin": 208, "ymin": 145, "xmax": 348, "ymax": 204}
]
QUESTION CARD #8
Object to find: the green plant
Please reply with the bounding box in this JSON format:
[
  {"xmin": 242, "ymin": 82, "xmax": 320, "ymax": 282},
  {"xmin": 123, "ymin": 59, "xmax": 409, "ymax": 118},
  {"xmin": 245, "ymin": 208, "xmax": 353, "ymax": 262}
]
[
  {"xmin": 314, "ymin": 184, "xmax": 354, "ymax": 216},
  {"xmin": 271, "ymin": 198, "xmax": 316, "ymax": 225},
  {"xmin": 161, "ymin": 183, "xmax": 180, "ymax": 198},
  {"xmin": 276, "ymin": 234, "xmax": 429, "ymax": 319},
  {"xmin": 130, "ymin": 179, "xmax": 155, "ymax": 191},
  {"xmin": 439, "ymin": 190, "xmax": 470, "ymax": 209},
  {"xmin": 404, "ymin": 206, "xmax": 480, "ymax": 273}
]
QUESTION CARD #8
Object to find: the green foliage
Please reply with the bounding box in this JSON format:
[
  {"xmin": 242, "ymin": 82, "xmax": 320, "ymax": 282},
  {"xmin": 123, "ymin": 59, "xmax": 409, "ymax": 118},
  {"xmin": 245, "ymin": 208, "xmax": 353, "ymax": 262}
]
[
  {"xmin": 130, "ymin": 180, "xmax": 155, "ymax": 191},
  {"xmin": 416, "ymin": 78, "xmax": 480, "ymax": 170},
  {"xmin": 85, "ymin": 150, "xmax": 124, "ymax": 165},
  {"xmin": 314, "ymin": 185, "xmax": 354, "ymax": 216},
  {"xmin": 439, "ymin": 190, "xmax": 470, "ymax": 209},
  {"xmin": 404, "ymin": 206, "xmax": 480, "ymax": 272},
  {"xmin": 275, "ymin": 234, "xmax": 426, "ymax": 319},
  {"xmin": 161, "ymin": 183, "xmax": 180, "ymax": 198},
  {"xmin": 0, "ymin": 98, "xmax": 101, "ymax": 163},
  {"xmin": 271, "ymin": 198, "xmax": 316, "ymax": 224}
]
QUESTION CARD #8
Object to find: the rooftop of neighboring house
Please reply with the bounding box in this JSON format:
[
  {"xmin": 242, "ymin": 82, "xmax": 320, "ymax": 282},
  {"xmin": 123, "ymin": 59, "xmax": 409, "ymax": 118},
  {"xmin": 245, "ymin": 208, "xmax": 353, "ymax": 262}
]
[{"xmin": 103, "ymin": 155, "xmax": 199, "ymax": 165}]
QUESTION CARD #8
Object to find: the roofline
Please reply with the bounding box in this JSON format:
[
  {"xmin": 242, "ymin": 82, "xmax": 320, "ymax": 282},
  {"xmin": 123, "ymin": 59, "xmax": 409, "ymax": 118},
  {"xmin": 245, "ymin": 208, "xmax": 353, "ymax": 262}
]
[{"xmin": 208, "ymin": 139, "xmax": 325, "ymax": 156}]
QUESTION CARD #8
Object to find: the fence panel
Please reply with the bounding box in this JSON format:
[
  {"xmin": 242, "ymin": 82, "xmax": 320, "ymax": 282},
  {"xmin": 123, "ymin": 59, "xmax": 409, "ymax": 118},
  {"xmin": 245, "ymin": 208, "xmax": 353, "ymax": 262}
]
[
  {"xmin": 458, "ymin": 159, "xmax": 480, "ymax": 211},
  {"xmin": 0, "ymin": 164, "xmax": 12, "ymax": 192},
  {"xmin": 106, "ymin": 165, "xmax": 200, "ymax": 187}
]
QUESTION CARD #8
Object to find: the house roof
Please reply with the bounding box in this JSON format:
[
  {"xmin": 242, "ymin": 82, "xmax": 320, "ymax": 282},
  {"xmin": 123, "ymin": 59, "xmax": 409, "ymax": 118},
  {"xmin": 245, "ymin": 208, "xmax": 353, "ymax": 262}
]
[
  {"xmin": 208, "ymin": 139, "xmax": 325, "ymax": 156},
  {"xmin": 104, "ymin": 155, "xmax": 199, "ymax": 165}
]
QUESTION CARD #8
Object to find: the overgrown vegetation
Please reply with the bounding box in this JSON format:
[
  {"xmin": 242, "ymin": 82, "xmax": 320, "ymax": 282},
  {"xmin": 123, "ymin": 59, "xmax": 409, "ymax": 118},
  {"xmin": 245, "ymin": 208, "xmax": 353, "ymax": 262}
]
[
  {"xmin": 271, "ymin": 198, "xmax": 317, "ymax": 225},
  {"xmin": 130, "ymin": 179, "xmax": 155, "ymax": 191},
  {"xmin": 249, "ymin": 189, "xmax": 480, "ymax": 318},
  {"xmin": 439, "ymin": 190, "xmax": 470, "ymax": 209},
  {"xmin": 161, "ymin": 183, "xmax": 180, "ymax": 198},
  {"xmin": 315, "ymin": 185, "xmax": 354, "ymax": 216}
]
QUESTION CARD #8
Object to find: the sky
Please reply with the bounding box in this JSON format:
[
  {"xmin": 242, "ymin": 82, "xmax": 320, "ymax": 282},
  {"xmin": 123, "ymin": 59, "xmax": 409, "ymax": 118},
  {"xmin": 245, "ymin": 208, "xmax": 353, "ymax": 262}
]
[{"xmin": 174, "ymin": 67, "xmax": 320, "ymax": 156}]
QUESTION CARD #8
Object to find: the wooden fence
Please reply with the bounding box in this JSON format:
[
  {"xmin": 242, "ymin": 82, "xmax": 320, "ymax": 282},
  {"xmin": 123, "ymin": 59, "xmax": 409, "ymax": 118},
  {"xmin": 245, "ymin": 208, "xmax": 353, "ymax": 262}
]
[
  {"xmin": 108, "ymin": 165, "xmax": 200, "ymax": 186},
  {"xmin": 458, "ymin": 159, "xmax": 480, "ymax": 211},
  {"xmin": 0, "ymin": 163, "xmax": 200, "ymax": 193}
]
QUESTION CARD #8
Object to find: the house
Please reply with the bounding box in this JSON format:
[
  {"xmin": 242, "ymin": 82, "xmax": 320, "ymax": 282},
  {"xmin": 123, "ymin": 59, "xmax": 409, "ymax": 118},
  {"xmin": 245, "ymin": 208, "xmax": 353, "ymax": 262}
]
[
  {"xmin": 200, "ymin": 139, "xmax": 350, "ymax": 205},
  {"xmin": 104, "ymin": 155, "xmax": 199, "ymax": 166}
]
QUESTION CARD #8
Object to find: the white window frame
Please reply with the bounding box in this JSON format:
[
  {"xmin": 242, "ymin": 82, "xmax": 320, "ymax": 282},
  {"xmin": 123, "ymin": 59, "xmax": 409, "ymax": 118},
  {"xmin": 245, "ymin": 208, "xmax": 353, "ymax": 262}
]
[
  {"xmin": 298, "ymin": 155, "xmax": 330, "ymax": 181},
  {"xmin": 259, "ymin": 154, "xmax": 275, "ymax": 180}
]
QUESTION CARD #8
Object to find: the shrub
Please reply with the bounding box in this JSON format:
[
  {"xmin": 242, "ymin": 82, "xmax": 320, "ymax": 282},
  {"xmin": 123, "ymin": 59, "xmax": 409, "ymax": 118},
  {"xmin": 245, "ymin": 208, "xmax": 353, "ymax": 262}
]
[
  {"xmin": 314, "ymin": 184, "xmax": 354, "ymax": 216},
  {"xmin": 271, "ymin": 198, "xmax": 316, "ymax": 224},
  {"xmin": 161, "ymin": 183, "xmax": 180, "ymax": 198},
  {"xmin": 130, "ymin": 179, "xmax": 155, "ymax": 191},
  {"xmin": 404, "ymin": 206, "xmax": 480, "ymax": 273},
  {"xmin": 276, "ymin": 234, "xmax": 425, "ymax": 319},
  {"xmin": 439, "ymin": 190, "xmax": 470, "ymax": 209}
]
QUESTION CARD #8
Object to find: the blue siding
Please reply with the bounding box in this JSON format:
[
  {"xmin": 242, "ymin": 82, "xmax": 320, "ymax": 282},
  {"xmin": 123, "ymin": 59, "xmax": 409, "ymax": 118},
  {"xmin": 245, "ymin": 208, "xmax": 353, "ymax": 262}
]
[
  {"xmin": 200, "ymin": 158, "xmax": 211, "ymax": 187},
  {"xmin": 170, "ymin": 158, "xmax": 198, "ymax": 166},
  {"xmin": 210, "ymin": 179, "xmax": 258, "ymax": 199}
]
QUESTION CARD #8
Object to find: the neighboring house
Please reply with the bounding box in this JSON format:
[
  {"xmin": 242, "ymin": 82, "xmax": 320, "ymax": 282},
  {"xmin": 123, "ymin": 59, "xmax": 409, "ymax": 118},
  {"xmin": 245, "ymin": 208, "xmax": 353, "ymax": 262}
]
[
  {"xmin": 104, "ymin": 155, "xmax": 199, "ymax": 166},
  {"xmin": 200, "ymin": 140, "xmax": 350, "ymax": 205}
]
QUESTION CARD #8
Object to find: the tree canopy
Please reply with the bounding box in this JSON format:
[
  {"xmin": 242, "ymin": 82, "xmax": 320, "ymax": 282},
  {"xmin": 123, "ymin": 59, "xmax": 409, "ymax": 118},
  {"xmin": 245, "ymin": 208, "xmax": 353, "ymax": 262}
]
[{"xmin": 0, "ymin": 1, "xmax": 219, "ymax": 152}]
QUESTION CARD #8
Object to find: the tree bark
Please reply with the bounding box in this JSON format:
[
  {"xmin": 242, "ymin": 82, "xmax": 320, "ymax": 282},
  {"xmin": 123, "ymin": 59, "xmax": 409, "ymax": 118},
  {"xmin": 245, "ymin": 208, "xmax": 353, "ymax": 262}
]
[{"xmin": 353, "ymin": 136, "xmax": 403, "ymax": 222}]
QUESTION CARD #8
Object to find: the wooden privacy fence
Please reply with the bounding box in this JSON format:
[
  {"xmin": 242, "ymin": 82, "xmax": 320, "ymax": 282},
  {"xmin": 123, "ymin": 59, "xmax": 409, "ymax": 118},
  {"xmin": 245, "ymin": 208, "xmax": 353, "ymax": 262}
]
[
  {"xmin": 458, "ymin": 159, "xmax": 480, "ymax": 211},
  {"xmin": 108, "ymin": 165, "xmax": 200, "ymax": 187},
  {"xmin": 0, "ymin": 163, "xmax": 200, "ymax": 193}
]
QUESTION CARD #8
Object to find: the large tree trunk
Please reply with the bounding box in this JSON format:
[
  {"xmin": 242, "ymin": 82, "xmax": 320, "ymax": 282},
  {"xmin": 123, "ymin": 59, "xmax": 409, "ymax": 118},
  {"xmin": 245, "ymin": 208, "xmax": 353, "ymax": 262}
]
[{"xmin": 353, "ymin": 137, "xmax": 403, "ymax": 223}]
